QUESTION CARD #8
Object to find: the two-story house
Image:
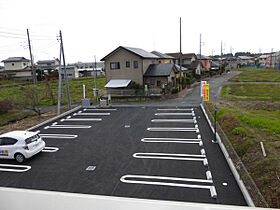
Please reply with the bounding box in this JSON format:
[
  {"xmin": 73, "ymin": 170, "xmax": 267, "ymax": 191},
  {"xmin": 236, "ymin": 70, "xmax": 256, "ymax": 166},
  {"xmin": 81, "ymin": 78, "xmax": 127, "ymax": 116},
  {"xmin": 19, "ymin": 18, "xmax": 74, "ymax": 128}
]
[
  {"xmin": 101, "ymin": 46, "xmax": 158, "ymax": 88},
  {"xmin": 166, "ymin": 53, "xmax": 196, "ymax": 69},
  {"xmin": 0, "ymin": 57, "xmax": 33, "ymax": 80},
  {"xmin": 151, "ymin": 51, "xmax": 173, "ymax": 64}
]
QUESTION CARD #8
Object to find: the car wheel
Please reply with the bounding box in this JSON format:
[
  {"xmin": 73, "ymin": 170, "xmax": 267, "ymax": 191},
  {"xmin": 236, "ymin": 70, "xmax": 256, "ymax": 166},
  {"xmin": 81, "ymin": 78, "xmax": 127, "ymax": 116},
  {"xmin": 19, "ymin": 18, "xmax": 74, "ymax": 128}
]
[{"xmin": 15, "ymin": 153, "xmax": 25, "ymax": 163}]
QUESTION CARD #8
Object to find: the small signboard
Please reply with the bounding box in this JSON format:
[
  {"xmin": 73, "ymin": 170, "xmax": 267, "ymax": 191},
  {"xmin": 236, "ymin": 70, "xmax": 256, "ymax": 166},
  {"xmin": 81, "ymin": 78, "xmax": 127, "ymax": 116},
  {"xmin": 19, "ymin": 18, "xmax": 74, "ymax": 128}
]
[
  {"xmin": 201, "ymin": 81, "xmax": 207, "ymax": 97},
  {"xmin": 203, "ymin": 84, "xmax": 209, "ymax": 101}
]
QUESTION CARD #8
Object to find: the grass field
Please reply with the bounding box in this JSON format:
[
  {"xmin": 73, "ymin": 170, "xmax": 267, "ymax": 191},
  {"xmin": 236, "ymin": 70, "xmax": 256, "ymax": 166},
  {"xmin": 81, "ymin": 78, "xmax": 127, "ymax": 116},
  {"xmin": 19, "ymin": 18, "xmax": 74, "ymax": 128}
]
[
  {"xmin": 221, "ymin": 84, "xmax": 280, "ymax": 101},
  {"xmin": 0, "ymin": 77, "xmax": 106, "ymax": 107},
  {"xmin": 0, "ymin": 80, "xmax": 23, "ymax": 86},
  {"xmin": 229, "ymin": 69, "xmax": 280, "ymax": 82},
  {"xmin": 207, "ymin": 101, "xmax": 280, "ymax": 208}
]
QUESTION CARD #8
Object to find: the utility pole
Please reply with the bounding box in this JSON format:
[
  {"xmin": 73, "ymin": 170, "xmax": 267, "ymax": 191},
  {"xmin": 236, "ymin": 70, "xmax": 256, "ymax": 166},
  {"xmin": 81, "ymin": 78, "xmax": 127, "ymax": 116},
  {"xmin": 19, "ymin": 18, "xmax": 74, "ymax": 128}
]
[
  {"xmin": 221, "ymin": 41, "xmax": 223, "ymax": 57},
  {"xmin": 27, "ymin": 29, "xmax": 39, "ymax": 106},
  {"xmin": 199, "ymin": 33, "xmax": 202, "ymax": 75},
  {"xmin": 179, "ymin": 17, "xmax": 182, "ymax": 91},
  {"xmin": 57, "ymin": 41, "xmax": 63, "ymax": 115},
  {"xmin": 93, "ymin": 55, "xmax": 98, "ymax": 102},
  {"xmin": 59, "ymin": 30, "xmax": 71, "ymax": 109}
]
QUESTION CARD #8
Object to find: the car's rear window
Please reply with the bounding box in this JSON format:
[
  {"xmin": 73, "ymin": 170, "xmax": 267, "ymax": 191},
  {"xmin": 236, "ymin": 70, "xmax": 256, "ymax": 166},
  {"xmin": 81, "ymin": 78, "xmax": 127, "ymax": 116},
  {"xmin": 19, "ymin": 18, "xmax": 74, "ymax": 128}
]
[{"xmin": 25, "ymin": 134, "xmax": 40, "ymax": 144}]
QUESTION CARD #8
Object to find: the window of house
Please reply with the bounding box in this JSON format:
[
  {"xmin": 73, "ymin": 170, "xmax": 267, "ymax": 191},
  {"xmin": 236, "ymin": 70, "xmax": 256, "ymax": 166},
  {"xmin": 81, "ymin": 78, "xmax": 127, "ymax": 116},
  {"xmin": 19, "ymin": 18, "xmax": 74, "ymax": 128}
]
[
  {"xmin": 12, "ymin": 63, "xmax": 14, "ymax": 66},
  {"xmin": 133, "ymin": 61, "xmax": 138, "ymax": 69},
  {"xmin": 157, "ymin": 80, "xmax": 161, "ymax": 86},
  {"xmin": 150, "ymin": 79, "xmax": 155, "ymax": 85},
  {"xmin": 23, "ymin": 63, "xmax": 26, "ymax": 66},
  {"xmin": 126, "ymin": 61, "xmax": 130, "ymax": 68},
  {"xmin": 158, "ymin": 61, "xmax": 161, "ymax": 63},
  {"xmin": 110, "ymin": 62, "xmax": 120, "ymax": 70}
]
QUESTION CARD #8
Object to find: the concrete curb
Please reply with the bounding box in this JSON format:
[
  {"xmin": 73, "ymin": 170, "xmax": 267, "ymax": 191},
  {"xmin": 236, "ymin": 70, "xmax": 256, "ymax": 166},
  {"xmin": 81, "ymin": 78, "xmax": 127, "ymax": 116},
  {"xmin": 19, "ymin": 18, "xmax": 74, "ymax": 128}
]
[
  {"xmin": 199, "ymin": 103, "xmax": 255, "ymax": 207},
  {"xmin": 27, "ymin": 105, "xmax": 82, "ymax": 131}
]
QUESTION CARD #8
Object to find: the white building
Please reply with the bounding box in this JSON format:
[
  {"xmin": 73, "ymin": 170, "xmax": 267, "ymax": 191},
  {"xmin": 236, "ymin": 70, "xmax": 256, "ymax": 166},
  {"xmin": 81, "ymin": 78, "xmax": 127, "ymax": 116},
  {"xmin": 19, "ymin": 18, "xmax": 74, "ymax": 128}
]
[
  {"xmin": 60, "ymin": 65, "xmax": 79, "ymax": 79},
  {"xmin": 0, "ymin": 57, "xmax": 33, "ymax": 80}
]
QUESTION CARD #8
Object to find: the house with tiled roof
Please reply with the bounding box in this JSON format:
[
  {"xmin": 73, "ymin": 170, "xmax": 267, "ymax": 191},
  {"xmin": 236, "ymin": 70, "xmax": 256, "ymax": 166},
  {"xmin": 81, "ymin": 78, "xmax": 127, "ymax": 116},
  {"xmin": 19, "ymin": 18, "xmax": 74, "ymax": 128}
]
[
  {"xmin": 0, "ymin": 57, "xmax": 33, "ymax": 80},
  {"xmin": 166, "ymin": 53, "xmax": 196, "ymax": 68},
  {"xmin": 101, "ymin": 46, "xmax": 159, "ymax": 87},
  {"xmin": 151, "ymin": 51, "xmax": 174, "ymax": 64}
]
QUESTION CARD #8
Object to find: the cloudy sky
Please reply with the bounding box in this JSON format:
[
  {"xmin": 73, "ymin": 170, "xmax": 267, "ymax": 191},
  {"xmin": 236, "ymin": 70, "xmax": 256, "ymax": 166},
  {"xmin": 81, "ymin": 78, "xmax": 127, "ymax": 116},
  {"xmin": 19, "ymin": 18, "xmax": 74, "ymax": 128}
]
[{"xmin": 0, "ymin": 0, "xmax": 279, "ymax": 63}]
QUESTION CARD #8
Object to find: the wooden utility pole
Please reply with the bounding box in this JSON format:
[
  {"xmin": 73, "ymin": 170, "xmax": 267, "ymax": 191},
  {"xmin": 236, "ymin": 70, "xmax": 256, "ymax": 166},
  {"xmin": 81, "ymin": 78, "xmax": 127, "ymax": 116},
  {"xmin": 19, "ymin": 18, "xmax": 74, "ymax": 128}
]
[
  {"xmin": 59, "ymin": 30, "xmax": 71, "ymax": 109},
  {"xmin": 27, "ymin": 29, "xmax": 39, "ymax": 106},
  {"xmin": 179, "ymin": 17, "xmax": 182, "ymax": 91}
]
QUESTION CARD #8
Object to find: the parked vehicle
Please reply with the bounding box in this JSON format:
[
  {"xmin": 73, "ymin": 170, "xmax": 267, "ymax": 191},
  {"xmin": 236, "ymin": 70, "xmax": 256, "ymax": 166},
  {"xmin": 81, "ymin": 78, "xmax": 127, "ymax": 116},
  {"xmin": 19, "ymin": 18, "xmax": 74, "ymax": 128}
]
[{"xmin": 0, "ymin": 130, "xmax": 45, "ymax": 163}]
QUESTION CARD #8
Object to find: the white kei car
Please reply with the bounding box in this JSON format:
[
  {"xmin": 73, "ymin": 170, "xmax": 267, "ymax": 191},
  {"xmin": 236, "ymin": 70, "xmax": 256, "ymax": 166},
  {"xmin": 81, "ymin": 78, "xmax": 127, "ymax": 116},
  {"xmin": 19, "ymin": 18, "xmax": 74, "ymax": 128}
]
[{"xmin": 0, "ymin": 130, "xmax": 45, "ymax": 163}]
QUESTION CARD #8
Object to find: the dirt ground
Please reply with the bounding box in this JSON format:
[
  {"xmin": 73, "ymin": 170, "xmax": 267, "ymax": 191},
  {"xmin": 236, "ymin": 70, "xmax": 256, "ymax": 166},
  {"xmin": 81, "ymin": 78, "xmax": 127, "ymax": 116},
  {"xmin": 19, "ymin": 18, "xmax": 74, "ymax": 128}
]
[{"xmin": 0, "ymin": 110, "xmax": 65, "ymax": 135}]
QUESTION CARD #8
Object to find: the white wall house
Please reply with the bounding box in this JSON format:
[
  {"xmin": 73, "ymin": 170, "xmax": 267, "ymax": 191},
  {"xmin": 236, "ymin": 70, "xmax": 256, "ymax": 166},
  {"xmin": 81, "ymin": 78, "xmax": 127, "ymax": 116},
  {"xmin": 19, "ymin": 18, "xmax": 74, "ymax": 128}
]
[
  {"xmin": 61, "ymin": 65, "xmax": 79, "ymax": 79},
  {"xmin": 0, "ymin": 57, "xmax": 33, "ymax": 80}
]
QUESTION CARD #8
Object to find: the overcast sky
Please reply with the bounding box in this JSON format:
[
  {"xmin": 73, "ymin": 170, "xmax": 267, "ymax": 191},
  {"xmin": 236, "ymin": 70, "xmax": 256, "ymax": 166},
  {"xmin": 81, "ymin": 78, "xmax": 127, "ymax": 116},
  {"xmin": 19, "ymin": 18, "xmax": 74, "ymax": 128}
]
[{"xmin": 0, "ymin": 0, "xmax": 279, "ymax": 63}]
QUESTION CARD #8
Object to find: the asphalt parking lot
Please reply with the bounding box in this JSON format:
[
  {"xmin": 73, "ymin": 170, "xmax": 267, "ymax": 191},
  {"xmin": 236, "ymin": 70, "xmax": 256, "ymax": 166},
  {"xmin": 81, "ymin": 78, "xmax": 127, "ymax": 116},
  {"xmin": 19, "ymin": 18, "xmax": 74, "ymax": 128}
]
[{"xmin": 0, "ymin": 106, "xmax": 247, "ymax": 206}]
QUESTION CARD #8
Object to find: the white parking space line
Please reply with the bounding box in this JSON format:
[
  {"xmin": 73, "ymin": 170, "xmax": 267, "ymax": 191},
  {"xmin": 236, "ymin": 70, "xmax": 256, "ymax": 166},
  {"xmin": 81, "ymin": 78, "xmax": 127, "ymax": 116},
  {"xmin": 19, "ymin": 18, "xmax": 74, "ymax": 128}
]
[
  {"xmin": 0, "ymin": 164, "xmax": 31, "ymax": 173},
  {"xmin": 39, "ymin": 134, "xmax": 78, "ymax": 139},
  {"xmin": 42, "ymin": 147, "xmax": 59, "ymax": 153},
  {"xmin": 73, "ymin": 113, "xmax": 110, "ymax": 116},
  {"xmin": 141, "ymin": 137, "xmax": 201, "ymax": 143},
  {"xmin": 147, "ymin": 127, "xmax": 199, "ymax": 133},
  {"xmin": 133, "ymin": 152, "xmax": 205, "ymax": 159},
  {"xmin": 46, "ymin": 125, "xmax": 92, "ymax": 129},
  {"xmin": 157, "ymin": 108, "xmax": 194, "ymax": 111},
  {"xmin": 155, "ymin": 112, "xmax": 195, "ymax": 116},
  {"xmin": 133, "ymin": 152, "xmax": 208, "ymax": 166},
  {"xmin": 151, "ymin": 119, "xmax": 196, "ymax": 123},
  {"xmin": 83, "ymin": 108, "xmax": 117, "ymax": 111},
  {"xmin": 61, "ymin": 118, "xmax": 102, "ymax": 122},
  {"xmin": 141, "ymin": 139, "xmax": 203, "ymax": 146},
  {"xmin": 120, "ymin": 175, "xmax": 217, "ymax": 198}
]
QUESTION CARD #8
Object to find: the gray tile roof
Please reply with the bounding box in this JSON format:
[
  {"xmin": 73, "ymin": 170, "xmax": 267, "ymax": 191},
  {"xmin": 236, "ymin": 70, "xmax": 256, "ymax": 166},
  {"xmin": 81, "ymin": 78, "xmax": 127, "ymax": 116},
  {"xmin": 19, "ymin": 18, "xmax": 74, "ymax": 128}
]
[
  {"xmin": 1, "ymin": 57, "xmax": 30, "ymax": 63},
  {"xmin": 122, "ymin": 46, "xmax": 159, "ymax": 58},
  {"xmin": 101, "ymin": 46, "xmax": 158, "ymax": 60},
  {"xmin": 151, "ymin": 51, "xmax": 174, "ymax": 59},
  {"xmin": 144, "ymin": 63, "xmax": 178, "ymax": 77},
  {"xmin": 37, "ymin": 60, "xmax": 56, "ymax": 64}
]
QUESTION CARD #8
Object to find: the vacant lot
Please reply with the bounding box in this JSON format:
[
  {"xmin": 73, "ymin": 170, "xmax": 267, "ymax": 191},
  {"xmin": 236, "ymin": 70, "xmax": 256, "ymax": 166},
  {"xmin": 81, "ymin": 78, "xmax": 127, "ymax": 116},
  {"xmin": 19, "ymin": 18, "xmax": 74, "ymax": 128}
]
[
  {"xmin": 217, "ymin": 69, "xmax": 280, "ymax": 207},
  {"xmin": 221, "ymin": 84, "xmax": 280, "ymax": 101},
  {"xmin": 0, "ymin": 77, "xmax": 106, "ymax": 107},
  {"xmin": 207, "ymin": 101, "xmax": 280, "ymax": 208},
  {"xmin": 229, "ymin": 69, "xmax": 280, "ymax": 82}
]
